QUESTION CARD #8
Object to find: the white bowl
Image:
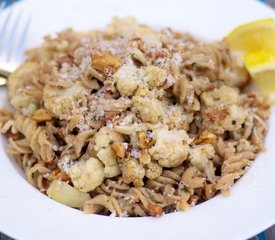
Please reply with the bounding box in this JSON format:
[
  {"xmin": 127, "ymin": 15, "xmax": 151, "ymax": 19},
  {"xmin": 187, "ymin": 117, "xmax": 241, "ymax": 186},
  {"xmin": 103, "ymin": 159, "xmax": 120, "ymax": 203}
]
[{"xmin": 0, "ymin": 0, "xmax": 275, "ymax": 239}]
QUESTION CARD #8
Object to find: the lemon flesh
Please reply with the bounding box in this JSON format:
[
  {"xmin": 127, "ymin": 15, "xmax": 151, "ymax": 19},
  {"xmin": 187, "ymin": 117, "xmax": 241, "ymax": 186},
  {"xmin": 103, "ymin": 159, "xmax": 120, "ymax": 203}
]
[
  {"xmin": 227, "ymin": 18, "xmax": 275, "ymax": 94},
  {"xmin": 226, "ymin": 18, "xmax": 275, "ymax": 52},
  {"xmin": 244, "ymin": 51, "xmax": 275, "ymax": 93},
  {"xmin": 251, "ymin": 70, "xmax": 275, "ymax": 94}
]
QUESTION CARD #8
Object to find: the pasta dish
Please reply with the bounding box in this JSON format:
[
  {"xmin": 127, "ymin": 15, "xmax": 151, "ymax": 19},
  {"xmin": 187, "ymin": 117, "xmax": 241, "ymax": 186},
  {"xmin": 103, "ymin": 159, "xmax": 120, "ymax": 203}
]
[{"xmin": 0, "ymin": 18, "xmax": 270, "ymax": 217}]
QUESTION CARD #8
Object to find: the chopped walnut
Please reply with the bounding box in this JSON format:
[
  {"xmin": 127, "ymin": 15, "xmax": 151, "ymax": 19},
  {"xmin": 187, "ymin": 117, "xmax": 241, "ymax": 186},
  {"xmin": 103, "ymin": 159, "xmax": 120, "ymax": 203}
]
[
  {"xmin": 111, "ymin": 142, "xmax": 126, "ymax": 158},
  {"xmin": 92, "ymin": 52, "xmax": 122, "ymax": 74},
  {"xmin": 137, "ymin": 131, "xmax": 156, "ymax": 149}
]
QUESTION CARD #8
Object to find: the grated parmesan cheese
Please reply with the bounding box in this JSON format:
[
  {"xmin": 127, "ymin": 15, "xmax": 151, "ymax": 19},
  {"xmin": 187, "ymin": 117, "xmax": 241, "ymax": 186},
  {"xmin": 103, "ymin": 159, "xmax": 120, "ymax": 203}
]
[
  {"xmin": 80, "ymin": 55, "xmax": 92, "ymax": 72},
  {"xmin": 122, "ymin": 143, "xmax": 129, "ymax": 149},
  {"xmin": 21, "ymin": 107, "xmax": 29, "ymax": 116},
  {"xmin": 120, "ymin": 114, "xmax": 133, "ymax": 126},
  {"xmin": 131, "ymin": 148, "xmax": 141, "ymax": 158},
  {"xmin": 76, "ymin": 116, "xmax": 91, "ymax": 132},
  {"xmin": 106, "ymin": 120, "xmax": 114, "ymax": 128},
  {"xmin": 58, "ymin": 155, "xmax": 71, "ymax": 174}
]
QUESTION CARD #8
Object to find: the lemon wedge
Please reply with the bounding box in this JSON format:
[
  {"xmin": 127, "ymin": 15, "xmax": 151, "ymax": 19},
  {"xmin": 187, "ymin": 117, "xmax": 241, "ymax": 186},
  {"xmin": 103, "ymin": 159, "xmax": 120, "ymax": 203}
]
[
  {"xmin": 244, "ymin": 51, "xmax": 275, "ymax": 93},
  {"xmin": 227, "ymin": 18, "xmax": 275, "ymax": 94},
  {"xmin": 226, "ymin": 18, "xmax": 275, "ymax": 52}
]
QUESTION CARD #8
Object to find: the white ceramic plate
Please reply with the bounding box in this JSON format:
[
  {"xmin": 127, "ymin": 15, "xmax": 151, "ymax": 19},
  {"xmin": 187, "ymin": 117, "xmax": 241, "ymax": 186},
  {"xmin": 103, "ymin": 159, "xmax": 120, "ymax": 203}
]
[{"xmin": 0, "ymin": 0, "xmax": 275, "ymax": 239}]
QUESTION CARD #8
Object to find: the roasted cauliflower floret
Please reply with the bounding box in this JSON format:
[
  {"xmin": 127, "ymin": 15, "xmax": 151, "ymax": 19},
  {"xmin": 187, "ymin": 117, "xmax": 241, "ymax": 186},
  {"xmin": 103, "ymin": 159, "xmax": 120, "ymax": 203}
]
[
  {"xmin": 189, "ymin": 144, "xmax": 216, "ymax": 182},
  {"xmin": 220, "ymin": 105, "xmax": 248, "ymax": 131},
  {"xmin": 164, "ymin": 104, "xmax": 187, "ymax": 130},
  {"xmin": 148, "ymin": 125, "xmax": 189, "ymax": 167},
  {"xmin": 122, "ymin": 158, "xmax": 145, "ymax": 187},
  {"xmin": 203, "ymin": 105, "xmax": 248, "ymax": 134},
  {"xmin": 97, "ymin": 147, "xmax": 121, "ymax": 178},
  {"xmin": 133, "ymin": 96, "xmax": 164, "ymax": 123},
  {"xmin": 145, "ymin": 66, "xmax": 167, "ymax": 88},
  {"xmin": 94, "ymin": 127, "xmax": 124, "ymax": 152},
  {"xmin": 69, "ymin": 157, "xmax": 105, "ymax": 192},
  {"xmin": 200, "ymin": 85, "xmax": 239, "ymax": 107},
  {"xmin": 113, "ymin": 64, "xmax": 140, "ymax": 96},
  {"xmin": 43, "ymin": 82, "xmax": 85, "ymax": 118},
  {"xmin": 8, "ymin": 62, "xmax": 40, "ymax": 109},
  {"xmin": 134, "ymin": 83, "xmax": 150, "ymax": 97},
  {"xmin": 8, "ymin": 62, "xmax": 38, "ymax": 98},
  {"xmin": 145, "ymin": 161, "xmax": 162, "ymax": 179}
]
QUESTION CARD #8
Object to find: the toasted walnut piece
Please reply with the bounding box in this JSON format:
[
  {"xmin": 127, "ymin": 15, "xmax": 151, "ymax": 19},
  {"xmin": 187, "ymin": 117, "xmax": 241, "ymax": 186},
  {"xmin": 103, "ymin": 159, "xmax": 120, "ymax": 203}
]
[
  {"xmin": 188, "ymin": 195, "xmax": 200, "ymax": 206},
  {"xmin": 182, "ymin": 166, "xmax": 205, "ymax": 189},
  {"xmin": 176, "ymin": 199, "xmax": 190, "ymax": 211},
  {"xmin": 45, "ymin": 169, "xmax": 70, "ymax": 181},
  {"xmin": 147, "ymin": 202, "xmax": 163, "ymax": 216},
  {"xmin": 203, "ymin": 183, "xmax": 216, "ymax": 200},
  {"xmin": 138, "ymin": 131, "xmax": 156, "ymax": 149},
  {"xmin": 139, "ymin": 150, "xmax": 151, "ymax": 165},
  {"xmin": 145, "ymin": 66, "xmax": 167, "ymax": 88},
  {"xmin": 111, "ymin": 142, "xmax": 126, "ymax": 158},
  {"xmin": 92, "ymin": 52, "xmax": 122, "ymax": 73},
  {"xmin": 32, "ymin": 109, "xmax": 52, "ymax": 122},
  {"xmin": 194, "ymin": 130, "xmax": 217, "ymax": 145},
  {"xmin": 145, "ymin": 161, "xmax": 162, "ymax": 180}
]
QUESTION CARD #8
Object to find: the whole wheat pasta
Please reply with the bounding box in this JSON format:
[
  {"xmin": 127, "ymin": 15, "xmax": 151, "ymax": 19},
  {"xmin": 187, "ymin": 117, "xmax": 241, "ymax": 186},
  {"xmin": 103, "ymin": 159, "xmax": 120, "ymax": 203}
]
[{"xmin": 0, "ymin": 17, "xmax": 270, "ymax": 217}]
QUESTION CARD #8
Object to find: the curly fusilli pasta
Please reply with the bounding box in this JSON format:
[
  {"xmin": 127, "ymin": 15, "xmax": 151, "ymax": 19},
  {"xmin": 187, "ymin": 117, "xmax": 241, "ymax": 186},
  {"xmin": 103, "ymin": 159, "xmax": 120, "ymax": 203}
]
[{"xmin": 0, "ymin": 17, "xmax": 270, "ymax": 217}]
